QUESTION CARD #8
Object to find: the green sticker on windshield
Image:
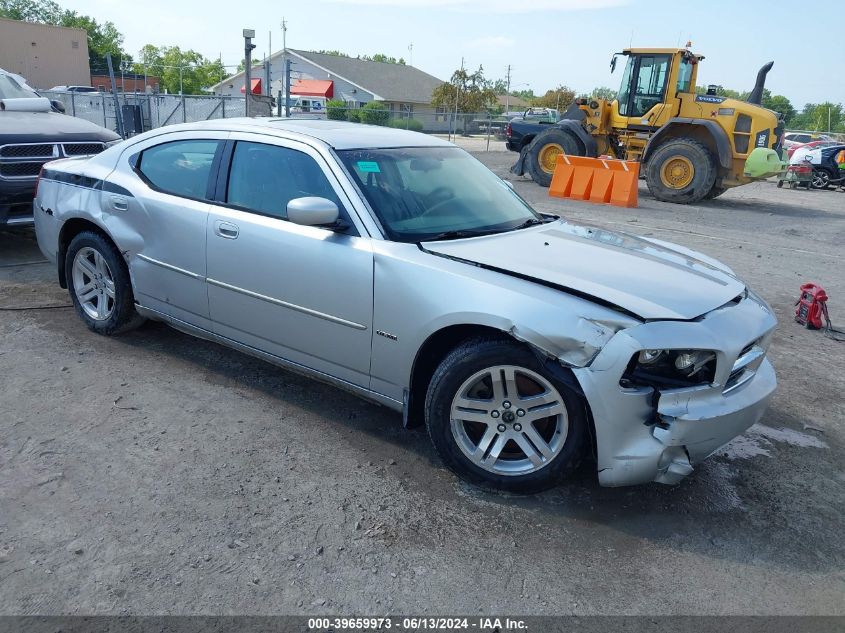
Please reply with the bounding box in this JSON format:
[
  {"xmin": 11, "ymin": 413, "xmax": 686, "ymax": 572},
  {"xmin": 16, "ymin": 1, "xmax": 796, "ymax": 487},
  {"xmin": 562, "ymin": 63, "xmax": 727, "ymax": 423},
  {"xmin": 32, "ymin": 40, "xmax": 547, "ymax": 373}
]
[{"xmin": 357, "ymin": 161, "xmax": 381, "ymax": 173}]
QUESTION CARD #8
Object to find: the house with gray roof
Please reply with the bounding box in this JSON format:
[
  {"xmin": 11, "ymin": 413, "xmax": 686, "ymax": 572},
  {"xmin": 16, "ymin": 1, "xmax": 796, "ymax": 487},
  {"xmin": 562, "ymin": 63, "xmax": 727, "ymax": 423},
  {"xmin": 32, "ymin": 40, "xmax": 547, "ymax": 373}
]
[{"xmin": 210, "ymin": 48, "xmax": 445, "ymax": 117}]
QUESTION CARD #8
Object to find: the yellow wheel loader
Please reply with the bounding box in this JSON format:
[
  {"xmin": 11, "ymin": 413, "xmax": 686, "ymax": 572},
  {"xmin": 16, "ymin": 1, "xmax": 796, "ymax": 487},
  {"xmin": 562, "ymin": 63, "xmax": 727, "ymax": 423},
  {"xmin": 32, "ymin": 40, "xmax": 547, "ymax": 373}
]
[{"xmin": 509, "ymin": 48, "xmax": 785, "ymax": 203}]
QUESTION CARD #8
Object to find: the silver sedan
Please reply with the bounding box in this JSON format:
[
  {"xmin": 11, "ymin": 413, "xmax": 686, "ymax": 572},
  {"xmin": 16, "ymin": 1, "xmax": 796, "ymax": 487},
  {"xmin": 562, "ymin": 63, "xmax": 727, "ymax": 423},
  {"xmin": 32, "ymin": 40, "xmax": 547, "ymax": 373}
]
[{"xmin": 34, "ymin": 119, "xmax": 777, "ymax": 492}]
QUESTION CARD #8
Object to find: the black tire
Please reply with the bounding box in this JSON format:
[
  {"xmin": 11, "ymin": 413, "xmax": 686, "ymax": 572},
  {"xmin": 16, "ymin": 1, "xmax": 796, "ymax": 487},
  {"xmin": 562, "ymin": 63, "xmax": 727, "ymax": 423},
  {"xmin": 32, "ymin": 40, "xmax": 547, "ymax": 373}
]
[
  {"xmin": 645, "ymin": 137, "xmax": 717, "ymax": 204},
  {"xmin": 65, "ymin": 231, "xmax": 144, "ymax": 335},
  {"xmin": 705, "ymin": 186, "xmax": 728, "ymax": 199},
  {"xmin": 810, "ymin": 168, "xmax": 833, "ymax": 190},
  {"xmin": 424, "ymin": 337, "xmax": 587, "ymax": 493},
  {"xmin": 526, "ymin": 129, "xmax": 582, "ymax": 188}
]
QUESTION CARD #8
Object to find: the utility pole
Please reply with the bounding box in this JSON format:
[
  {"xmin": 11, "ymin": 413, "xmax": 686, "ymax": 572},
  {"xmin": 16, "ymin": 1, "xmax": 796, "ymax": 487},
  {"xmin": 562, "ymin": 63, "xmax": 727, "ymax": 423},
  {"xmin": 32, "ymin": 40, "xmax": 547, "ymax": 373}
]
[
  {"xmin": 281, "ymin": 18, "xmax": 287, "ymax": 52},
  {"xmin": 105, "ymin": 53, "xmax": 124, "ymax": 138},
  {"xmin": 408, "ymin": 42, "xmax": 413, "ymax": 66},
  {"xmin": 243, "ymin": 28, "xmax": 256, "ymax": 117},
  {"xmin": 285, "ymin": 58, "xmax": 292, "ymax": 117},
  {"xmin": 506, "ymin": 64, "xmax": 511, "ymax": 115},
  {"xmin": 266, "ymin": 30, "xmax": 272, "ymax": 97},
  {"xmin": 453, "ymin": 57, "xmax": 463, "ymax": 138}
]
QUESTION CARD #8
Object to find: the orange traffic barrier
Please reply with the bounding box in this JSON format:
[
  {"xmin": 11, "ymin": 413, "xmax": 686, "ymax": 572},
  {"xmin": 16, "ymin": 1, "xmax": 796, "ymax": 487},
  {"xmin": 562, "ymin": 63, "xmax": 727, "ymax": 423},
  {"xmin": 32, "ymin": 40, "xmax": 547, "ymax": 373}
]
[{"xmin": 548, "ymin": 155, "xmax": 639, "ymax": 208}]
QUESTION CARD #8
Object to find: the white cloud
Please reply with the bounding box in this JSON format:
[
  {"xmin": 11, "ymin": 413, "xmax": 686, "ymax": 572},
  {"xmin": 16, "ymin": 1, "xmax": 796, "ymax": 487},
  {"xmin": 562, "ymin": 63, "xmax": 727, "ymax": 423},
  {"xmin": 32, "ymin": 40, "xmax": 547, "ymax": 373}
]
[
  {"xmin": 321, "ymin": 0, "xmax": 626, "ymax": 13},
  {"xmin": 467, "ymin": 36, "xmax": 515, "ymax": 49}
]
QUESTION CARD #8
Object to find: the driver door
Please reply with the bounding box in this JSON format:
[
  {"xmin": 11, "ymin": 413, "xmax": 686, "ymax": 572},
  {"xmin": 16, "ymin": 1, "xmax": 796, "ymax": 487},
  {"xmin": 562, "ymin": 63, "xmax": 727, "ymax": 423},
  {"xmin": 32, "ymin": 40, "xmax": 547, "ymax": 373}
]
[{"xmin": 205, "ymin": 135, "xmax": 375, "ymax": 387}]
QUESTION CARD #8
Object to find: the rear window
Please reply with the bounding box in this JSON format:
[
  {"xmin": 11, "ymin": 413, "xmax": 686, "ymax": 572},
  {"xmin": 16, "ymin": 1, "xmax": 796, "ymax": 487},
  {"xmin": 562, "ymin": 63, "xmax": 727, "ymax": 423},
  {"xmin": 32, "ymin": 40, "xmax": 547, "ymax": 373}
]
[{"xmin": 137, "ymin": 140, "xmax": 221, "ymax": 200}]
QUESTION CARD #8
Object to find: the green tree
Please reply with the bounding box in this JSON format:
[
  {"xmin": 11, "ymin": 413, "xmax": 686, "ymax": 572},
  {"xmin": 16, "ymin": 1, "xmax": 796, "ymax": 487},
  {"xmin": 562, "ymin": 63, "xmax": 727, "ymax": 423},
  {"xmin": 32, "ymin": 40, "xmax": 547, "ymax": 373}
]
[
  {"xmin": 326, "ymin": 99, "xmax": 347, "ymax": 121},
  {"xmin": 1, "ymin": 0, "xmax": 130, "ymax": 71},
  {"xmin": 431, "ymin": 65, "xmax": 497, "ymax": 113},
  {"xmin": 591, "ymin": 86, "xmax": 617, "ymax": 101},
  {"xmin": 761, "ymin": 93, "xmax": 795, "ymax": 125},
  {"xmin": 791, "ymin": 102, "xmax": 844, "ymax": 133},
  {"xmin": 512, "ymin": 88, "xmax": 535, "ymax": 101},
  {"xmin": 311, "ymin": 50, "xmax": 350, "ymax": 57},
  {"xmin": 533, "ymin": 85, "xmax": 576, "ymax": 110},
  {"xmin": 133, "ymin": 45, "xmax": 225, "ymax": 94},
  {"xmin": 359, "ymin": 101, "xmax": 389, "ymax": 126},
  {"xmin": 361, "ymin": 53, "xmax": 405, "ymax": 65},
  {"xmin": 695, "ymin": 85, "xmax": 742, "ymax": 99},
  {"xmin": 0, "ymin": 0, "xmax": 60, "ymax": 22}
]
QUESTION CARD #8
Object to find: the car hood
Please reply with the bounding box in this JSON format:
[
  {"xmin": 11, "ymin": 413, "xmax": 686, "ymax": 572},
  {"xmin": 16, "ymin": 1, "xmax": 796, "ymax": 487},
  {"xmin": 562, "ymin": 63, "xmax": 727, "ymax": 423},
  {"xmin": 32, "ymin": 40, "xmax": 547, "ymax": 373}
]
[
  {"xmin": 0, "ymin": 110, "xmax": 119, "ymax": 143},
  {"xmin": 422, "ymin": 220, "xmax": 746, "ymax": 320}
]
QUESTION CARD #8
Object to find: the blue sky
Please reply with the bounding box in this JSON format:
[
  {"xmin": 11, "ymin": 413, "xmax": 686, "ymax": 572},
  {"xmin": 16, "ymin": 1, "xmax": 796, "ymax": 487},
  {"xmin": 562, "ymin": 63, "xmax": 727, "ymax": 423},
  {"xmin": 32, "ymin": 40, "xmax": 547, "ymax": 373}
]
[{"xmin": 68, "ymin": 0, "xmax": 840, "ymax": 106}]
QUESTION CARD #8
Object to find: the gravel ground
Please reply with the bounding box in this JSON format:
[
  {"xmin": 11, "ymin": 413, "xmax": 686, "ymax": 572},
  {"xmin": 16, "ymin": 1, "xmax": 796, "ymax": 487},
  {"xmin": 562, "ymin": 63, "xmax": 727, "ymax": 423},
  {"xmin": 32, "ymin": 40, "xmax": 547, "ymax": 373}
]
[{"xmin": 1, "ymin": 152, "xmax": 843, "ymax": 616}]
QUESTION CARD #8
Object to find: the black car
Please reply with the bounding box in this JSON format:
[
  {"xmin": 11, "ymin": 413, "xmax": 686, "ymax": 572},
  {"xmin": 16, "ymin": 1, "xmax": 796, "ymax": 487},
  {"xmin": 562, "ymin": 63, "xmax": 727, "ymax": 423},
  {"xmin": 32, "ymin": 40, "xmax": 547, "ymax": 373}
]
[
  {"xmin": 808, "ymin": 144, "xmax": 845, "ymax": 190},
  {"xmin": 0, "ymin": 70, "xmax": 120, "ymax": 227}
]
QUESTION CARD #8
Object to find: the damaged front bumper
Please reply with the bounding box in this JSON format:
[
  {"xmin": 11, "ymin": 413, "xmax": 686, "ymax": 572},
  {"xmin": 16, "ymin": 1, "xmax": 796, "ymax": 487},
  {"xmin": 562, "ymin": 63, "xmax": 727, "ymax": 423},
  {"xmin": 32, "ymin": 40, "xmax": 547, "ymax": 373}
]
[{"xmin": 573, "ymin": 291, "xmax": 777, "ymax": 487}]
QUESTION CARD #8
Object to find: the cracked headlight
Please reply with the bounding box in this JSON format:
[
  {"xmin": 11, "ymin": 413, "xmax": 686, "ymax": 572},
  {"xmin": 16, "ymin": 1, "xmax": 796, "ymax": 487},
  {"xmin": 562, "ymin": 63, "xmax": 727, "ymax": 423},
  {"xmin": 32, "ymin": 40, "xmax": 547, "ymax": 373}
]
[{"xmin": 620, "ymin": 349, "xmax": 717, "ymax": 389}]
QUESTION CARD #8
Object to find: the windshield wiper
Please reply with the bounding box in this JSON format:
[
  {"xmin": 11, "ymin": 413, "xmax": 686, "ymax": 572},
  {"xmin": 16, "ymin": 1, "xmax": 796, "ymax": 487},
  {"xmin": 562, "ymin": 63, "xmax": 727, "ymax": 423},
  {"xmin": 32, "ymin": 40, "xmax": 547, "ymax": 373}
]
[
  {"xmin": 511, "ymin": 217, "xmax": 548, "ymax": 230},
  {"xmin": 421, "ymin": 229, "xmax": 501, "ymax": 242}
]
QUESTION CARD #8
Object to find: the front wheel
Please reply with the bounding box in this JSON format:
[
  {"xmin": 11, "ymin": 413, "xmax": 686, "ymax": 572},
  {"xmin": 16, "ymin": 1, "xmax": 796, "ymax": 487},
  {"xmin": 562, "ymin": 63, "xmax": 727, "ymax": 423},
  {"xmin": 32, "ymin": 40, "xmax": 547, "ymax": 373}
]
[
  {"xmin": 425, "ymin": 338, "xmax": 587, "ymax": 493},
  {"xmin": 526, "ymin": 129, "xmax": 582, "ymax": 188},
  {"xmin": 645, "ymin": 137, "xmax": 717, "ymax": 204}
]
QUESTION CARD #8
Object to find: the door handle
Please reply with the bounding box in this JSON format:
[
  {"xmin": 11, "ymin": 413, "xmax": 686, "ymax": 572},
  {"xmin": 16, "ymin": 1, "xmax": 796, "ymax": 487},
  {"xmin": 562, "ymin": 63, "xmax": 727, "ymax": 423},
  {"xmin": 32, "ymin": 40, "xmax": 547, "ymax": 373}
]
[
  {"xmin": 214, "ymin": 220, "xmax": 239, "ymax": 239},
  {"xmin": 110, "ymin": 195, "xmax": 129, "ymax": 212}
]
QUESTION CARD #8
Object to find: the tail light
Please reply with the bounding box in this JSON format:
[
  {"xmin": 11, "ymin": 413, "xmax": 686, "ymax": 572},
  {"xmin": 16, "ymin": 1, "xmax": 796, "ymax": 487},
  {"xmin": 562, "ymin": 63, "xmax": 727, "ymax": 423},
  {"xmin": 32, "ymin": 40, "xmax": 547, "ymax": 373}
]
[
  {"xmin": 506, "ymin": 123, "xmax": 512, "ymax": 138},
  {"xmin": 34, "ymin": 165, "xmax": 44, "ymax": 198}
]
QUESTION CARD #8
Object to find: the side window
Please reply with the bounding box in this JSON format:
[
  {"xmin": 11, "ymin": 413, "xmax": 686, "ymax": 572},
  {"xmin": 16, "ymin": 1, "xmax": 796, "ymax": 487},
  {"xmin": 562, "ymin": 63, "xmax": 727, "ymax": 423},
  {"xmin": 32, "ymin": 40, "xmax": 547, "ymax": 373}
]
[
  {"xmin": 137, "ymin": 140, "xmax": 221, "ymax": 200},
  {"xmin": 226, "ymin": 141, "xmax": 345, "ymax": 220}
]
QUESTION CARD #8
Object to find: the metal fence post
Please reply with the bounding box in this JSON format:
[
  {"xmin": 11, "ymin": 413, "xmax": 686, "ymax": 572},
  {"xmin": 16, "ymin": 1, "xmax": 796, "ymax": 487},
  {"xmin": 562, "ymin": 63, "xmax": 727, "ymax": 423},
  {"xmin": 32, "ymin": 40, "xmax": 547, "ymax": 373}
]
[
  {"xmin": 101, "ymin": 95, "xmax": 107, "ymax": 129},
  {"xmin": 221, "ymin": 96, "xmax": 226, "ymax": 119},
  {"xmin": 71, "ymin": 91, "xmax": 76, "ymax": 117},
  {"xmin": 182, "ymin": 94, "xmax": 186, "ymax": 123},
  {"xmin": 486, "ymin": 111, "xmax": 491, "ymax": 151}
]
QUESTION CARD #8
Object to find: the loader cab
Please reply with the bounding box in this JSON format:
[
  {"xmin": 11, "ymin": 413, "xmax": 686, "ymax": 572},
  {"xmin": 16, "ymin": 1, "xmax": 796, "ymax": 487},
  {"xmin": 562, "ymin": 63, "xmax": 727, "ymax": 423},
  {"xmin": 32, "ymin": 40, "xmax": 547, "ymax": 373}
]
[{"xmin": 610, "ymin": 49, "xmax": 701, "ymax": 130}]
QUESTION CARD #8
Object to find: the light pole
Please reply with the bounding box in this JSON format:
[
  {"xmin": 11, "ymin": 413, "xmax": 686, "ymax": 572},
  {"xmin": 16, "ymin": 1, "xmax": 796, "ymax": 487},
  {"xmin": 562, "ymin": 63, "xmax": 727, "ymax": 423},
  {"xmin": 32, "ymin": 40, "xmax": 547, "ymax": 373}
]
[{"xmin": 243, "ymin": 29, "xmax": 256, "ymax": 117}]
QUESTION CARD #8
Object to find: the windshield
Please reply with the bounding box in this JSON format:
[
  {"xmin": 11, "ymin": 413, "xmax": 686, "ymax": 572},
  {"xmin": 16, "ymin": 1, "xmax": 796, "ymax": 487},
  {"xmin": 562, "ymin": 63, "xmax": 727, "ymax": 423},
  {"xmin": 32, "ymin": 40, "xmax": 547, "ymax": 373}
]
[
  {"xmin": 0, "ymin": 74, "xmax": 38, "ymax": 100},
  {"xmin": 337, "ymin": 146, "xmax": 542, "ymax": 242}
]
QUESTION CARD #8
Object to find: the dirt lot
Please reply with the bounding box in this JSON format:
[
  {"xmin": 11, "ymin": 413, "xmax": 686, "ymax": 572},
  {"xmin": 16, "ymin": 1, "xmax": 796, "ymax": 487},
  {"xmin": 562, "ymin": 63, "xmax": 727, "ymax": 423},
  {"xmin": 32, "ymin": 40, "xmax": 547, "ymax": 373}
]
[{"xmin": 1, "ymin": 152, "xmax": 843, "ymax": 616}]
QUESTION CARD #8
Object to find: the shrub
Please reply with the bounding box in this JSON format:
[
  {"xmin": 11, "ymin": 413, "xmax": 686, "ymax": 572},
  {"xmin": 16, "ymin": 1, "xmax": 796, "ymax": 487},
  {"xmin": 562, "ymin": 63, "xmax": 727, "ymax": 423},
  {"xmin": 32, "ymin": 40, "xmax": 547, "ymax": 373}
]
[
  {"xmin": 347, "ymin": 108, "xmax": 362, "ymax": 123},
  {"xmin": 388, "ymin": 118, "xmax": 423, "ymax": 132},
  {"xmin": 360, "ymin": 101, "xmax": 389, "ymax": 126},
  {"xmin": 326, "ymin": 99, "xmax": 347, "ymax": 121}
]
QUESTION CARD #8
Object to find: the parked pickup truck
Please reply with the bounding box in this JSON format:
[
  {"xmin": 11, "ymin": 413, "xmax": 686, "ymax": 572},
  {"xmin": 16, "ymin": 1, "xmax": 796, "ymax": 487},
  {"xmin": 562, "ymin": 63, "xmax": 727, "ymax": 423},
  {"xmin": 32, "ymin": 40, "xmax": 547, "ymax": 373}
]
[
  {"xmin": 505, "ymin": 107, "xmax": 568, "ymax": 153},
  {"xmin": 1, "ymin": 69, "xmax": 119, "ymax": 227}
]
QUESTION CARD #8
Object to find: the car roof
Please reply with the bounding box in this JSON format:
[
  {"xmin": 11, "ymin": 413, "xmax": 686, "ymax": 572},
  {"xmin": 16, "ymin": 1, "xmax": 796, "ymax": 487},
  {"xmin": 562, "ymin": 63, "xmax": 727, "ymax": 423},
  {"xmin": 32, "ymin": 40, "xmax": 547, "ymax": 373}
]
[{"xmin": 153, "ymin": 117, "xmax": 453, "ymax": 150}]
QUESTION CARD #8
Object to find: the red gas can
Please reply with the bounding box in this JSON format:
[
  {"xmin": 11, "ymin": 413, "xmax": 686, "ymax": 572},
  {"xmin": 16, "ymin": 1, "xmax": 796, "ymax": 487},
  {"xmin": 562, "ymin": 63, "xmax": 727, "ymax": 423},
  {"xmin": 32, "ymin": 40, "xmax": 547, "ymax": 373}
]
[{"xmin": 795, "ymin": 283, "xmax": 828, "ymax": 329}]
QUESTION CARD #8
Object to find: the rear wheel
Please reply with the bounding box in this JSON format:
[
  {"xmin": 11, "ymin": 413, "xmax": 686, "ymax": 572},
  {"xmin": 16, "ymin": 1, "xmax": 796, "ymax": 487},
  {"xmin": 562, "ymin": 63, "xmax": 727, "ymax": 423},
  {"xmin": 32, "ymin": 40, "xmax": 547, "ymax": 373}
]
[
  {"xmin": 66, "ymin": 231, "xmax": 144, "ymax": 335},
  {"xmin": 425, "ymin": 338, "xmax": 587, "ymax": 493},
  {"xmin": 526, "ymin": 129, "xmax": 582, "ymax": 188},
  {"xmin": 645, "ymin": 137, "xmax": 717, "ymax": 204},
  {"xmin": 810, "ymin": 168, "xmax": 832, "ymax": 190}
]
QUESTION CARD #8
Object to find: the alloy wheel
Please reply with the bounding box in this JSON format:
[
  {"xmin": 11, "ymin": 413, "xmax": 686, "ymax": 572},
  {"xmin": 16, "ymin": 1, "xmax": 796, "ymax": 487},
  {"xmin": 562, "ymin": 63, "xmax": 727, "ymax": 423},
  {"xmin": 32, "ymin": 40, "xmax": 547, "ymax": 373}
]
[
  {"xmin": 449, "ymin": 365, "xmax": 569, "ymax": 476},
  {"xmin": 72, "ymin": 246, "xmax": 116, "ymax": 321}
]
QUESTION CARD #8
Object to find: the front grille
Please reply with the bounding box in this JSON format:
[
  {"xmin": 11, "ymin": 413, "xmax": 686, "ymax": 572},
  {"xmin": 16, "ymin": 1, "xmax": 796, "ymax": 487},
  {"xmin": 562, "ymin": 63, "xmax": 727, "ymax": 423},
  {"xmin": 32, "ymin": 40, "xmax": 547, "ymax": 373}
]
[
  {"xmin": 0, "ymin": 143, "xmax": 57, "ymax": 159},
  {"xmin": 724, "ymin": 341, "xmax": 764, "ymax": 393},
  {"xmin": 0, "ymin": 162, "xmax": 44, "ymax": 178},
  {"xmin": 0, "ymin": 141, "xmax": 107, "ymax": 182},
  {"xmin": 62, "ymin": 142, "xmax": 106, "ymax": 156}
]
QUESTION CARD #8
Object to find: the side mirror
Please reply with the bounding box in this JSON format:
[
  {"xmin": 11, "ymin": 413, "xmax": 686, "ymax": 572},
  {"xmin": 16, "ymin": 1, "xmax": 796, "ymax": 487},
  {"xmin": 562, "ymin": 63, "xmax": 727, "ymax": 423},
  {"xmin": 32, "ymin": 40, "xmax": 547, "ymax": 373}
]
[
  {"xmin": 287, "ymin": 197, "xmax": 340, "ymax": 227},
  {"xmin": 50, "ymin": 99, "xmax": 66, "ymax": 113}
]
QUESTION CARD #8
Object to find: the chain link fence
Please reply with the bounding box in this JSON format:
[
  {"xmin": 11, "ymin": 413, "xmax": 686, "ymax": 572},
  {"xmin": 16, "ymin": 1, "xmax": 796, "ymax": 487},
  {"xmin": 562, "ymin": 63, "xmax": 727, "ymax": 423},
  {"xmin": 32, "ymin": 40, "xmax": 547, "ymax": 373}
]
[
  {"xmin": 40, "ymin": 92, "xmax": 511, "ymax": 150},
  {"xmin": 40, "ymin": 91, "xmax": 270, "ymax": 137}
]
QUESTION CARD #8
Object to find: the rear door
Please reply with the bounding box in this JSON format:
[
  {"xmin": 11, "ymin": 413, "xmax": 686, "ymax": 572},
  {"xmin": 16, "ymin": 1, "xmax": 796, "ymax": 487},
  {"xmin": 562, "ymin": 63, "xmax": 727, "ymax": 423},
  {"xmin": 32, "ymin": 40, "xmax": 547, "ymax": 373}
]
[
  {"xmin": 106, "ymin": 132, "xmax": 228, "ymax": 329},
  {"xmin": 205, "ymin": 135, "xmax": 374, "ymax": 387}
]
